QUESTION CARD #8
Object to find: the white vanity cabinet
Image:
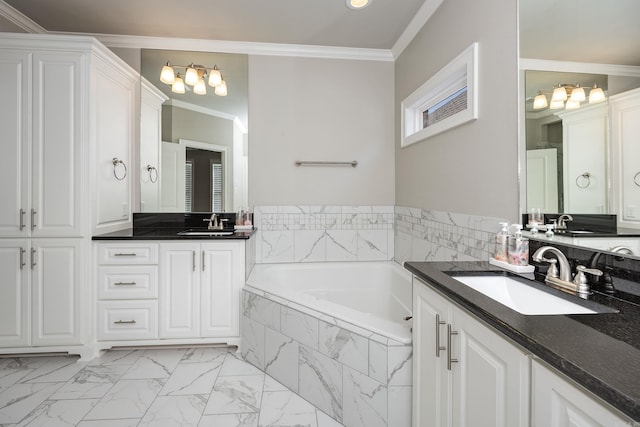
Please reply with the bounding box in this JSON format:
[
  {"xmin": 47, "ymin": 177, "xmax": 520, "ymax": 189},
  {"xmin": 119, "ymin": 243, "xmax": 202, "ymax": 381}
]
[
  {"xmin": 95, "ymin": 240, "xmax": 244, "ymax": 348},
  {"xmin": 0, "ymin": 239, "xmax": 83, "ymax": 348},
  {"xmin": 412, "ymin": 277, "xmax": 530, "ymax": 427},
  {"xmin": 531, "ymin": 360, "xmax": 632, "ymax": 427},
  {"xmin": 159, "ymin": 241, "xmax": 244, "ymax": 340}
]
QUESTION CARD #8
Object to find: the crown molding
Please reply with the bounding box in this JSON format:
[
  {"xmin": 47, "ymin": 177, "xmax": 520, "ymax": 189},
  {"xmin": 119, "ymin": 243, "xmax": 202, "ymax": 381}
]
[
  {"xmin": 51, "ymin": 31, "xmax": 395, "ymax": 62},
  {"xmin": 391, "ymin": 0, "xmax": 443, "ymax": 59},
  {"xmin": 165, "ymin": 98, "xmax": 237, "ymax": 122},
  {"xmin": 0, "ymin": 0, "xmax": 47, "ymax": 33},
  {"xmin": 520, "ymin": 58, "xmax": 640, "ymax": 78}
]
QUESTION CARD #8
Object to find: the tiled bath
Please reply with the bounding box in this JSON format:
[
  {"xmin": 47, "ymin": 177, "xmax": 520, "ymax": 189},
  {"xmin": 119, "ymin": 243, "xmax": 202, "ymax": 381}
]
[{"xmin": 241, "ymin": 289, "xmax": 412, "ymax": 427}]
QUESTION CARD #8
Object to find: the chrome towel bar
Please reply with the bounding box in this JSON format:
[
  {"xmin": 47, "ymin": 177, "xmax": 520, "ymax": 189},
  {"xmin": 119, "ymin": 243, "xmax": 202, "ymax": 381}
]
[{"xmin": 294, "ymin": 160, "xmax": 358, "ymax": 167}]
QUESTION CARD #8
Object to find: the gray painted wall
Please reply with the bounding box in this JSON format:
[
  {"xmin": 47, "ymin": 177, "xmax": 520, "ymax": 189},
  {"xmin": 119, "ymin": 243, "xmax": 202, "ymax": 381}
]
[
  {"xmin": 394, "ymin": 0, "xmax": 520, "ymax": 221},
  {"xmin": 248, "ymin": 55, "xmax": 395, "ymax": 206},
  {"xmin": 0, "ymin": 16, "xmax": 26, "ymax": 32}
]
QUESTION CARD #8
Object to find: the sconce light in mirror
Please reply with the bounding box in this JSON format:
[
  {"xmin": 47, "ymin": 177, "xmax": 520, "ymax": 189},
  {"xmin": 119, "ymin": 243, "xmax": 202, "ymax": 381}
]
[
  {"xmin": 159, "ymin": 62, "xmax": 227, "ymax": 96},
  {"xmin": 534, "ymin": 83, "xmax": 606, "ymax": 111}
]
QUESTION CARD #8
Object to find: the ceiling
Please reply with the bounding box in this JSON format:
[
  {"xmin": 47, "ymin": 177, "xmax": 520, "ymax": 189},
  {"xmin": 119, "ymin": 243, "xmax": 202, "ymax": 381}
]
[{"xmin": 1, "ymin": 0, "xmax": 427, "ymax": 50}]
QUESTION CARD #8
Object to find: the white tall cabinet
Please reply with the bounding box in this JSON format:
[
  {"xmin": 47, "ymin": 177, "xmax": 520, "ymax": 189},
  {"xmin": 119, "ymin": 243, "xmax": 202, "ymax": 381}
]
[
  {"xmin": 610, "ymin": 87, "xmax": 640, "ymax": 229},
  {"xmin": 0, "ymin": 33, "xmax": 138, "ymax": 358},
  {"xmin": 140, "ymin": 78, "xmax": 168, "ymax": 212}
]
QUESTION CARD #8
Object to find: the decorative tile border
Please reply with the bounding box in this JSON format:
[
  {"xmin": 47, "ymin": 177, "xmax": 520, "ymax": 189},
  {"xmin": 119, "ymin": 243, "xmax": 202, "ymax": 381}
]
[
  {"xmin": 253, "ymin": 206, "xmax": 394, "ymax": 263},
  {"xmin": 394, "ymin": 206, "xmax": 507, "ymax": 265}
]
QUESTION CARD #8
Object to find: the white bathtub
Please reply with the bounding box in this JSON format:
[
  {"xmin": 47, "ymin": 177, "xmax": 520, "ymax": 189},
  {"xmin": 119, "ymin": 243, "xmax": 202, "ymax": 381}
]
[{"xmin": 245, "ymin": 261, "xmax": 413, "ymax": 344}]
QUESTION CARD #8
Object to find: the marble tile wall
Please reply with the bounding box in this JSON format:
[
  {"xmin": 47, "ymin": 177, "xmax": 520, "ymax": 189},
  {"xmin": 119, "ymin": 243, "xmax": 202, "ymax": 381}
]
[
  {"xmin": 394, "ymin": 206, "xmax": 507, "ymax": 265},
  {"xmin": 241, "ymin": 290, "xmax": 412, "ymax": 427},
  {"xmin": 253, "ymin": 206, "xmax": 394, "ymax": 263}
]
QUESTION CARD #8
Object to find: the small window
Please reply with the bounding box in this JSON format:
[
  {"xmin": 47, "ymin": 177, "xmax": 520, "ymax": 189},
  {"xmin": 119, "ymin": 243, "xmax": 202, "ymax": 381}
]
[{"xmin": 401, "ymin": 43, "xmax": 478, "ymax": 147}]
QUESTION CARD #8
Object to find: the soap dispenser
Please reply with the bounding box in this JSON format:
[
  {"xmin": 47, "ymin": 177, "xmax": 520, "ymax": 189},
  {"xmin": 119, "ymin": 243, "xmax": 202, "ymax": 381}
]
[
  {"xmin": 494, "ymin": 222, "xmax": 510, "ymax": 262},
  {"xmin": 508, "ymin": 224, "xmax": 529, "ymax": 266}
]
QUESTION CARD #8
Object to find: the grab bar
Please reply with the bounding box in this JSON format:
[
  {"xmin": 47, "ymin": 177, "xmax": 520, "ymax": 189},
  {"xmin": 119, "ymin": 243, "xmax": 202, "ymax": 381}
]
[{"xmin": 294, "ymin": 160, "xmax": 358, "ymax": 167}]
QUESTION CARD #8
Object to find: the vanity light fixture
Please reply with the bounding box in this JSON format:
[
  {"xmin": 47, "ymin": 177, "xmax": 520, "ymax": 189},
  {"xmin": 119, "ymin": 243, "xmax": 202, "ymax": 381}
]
[
  {"xmin": 346, "ymin": 0, "xmax": 370, "ymax": 9},
  {"xmin": 160, "ymin": 62, "xmax": 227, "ymax": 96},
  {"xmin": 533, "ymin": 83, "xmax": 607, "ymax": 111}
]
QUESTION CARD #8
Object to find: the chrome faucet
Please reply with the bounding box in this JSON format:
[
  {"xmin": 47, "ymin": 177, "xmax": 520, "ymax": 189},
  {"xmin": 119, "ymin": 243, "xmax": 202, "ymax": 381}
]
[
  {"xmin": 203, "ymin": 213, "xmax": 222, "ymax": 230},
  {"xmin": 532, "ymin": 246, "xmax": 602, "ymax": 297},
  {"xmin": 555, "ymin": 214, "xmax": 574, "ymax": 231},
  {"xmin": 609, "ymin": 245, "xmax": 634, "ymax": 256},
  {"xmin": 532, "ymin": 246, "xmax": 572, "ymax": 282}
]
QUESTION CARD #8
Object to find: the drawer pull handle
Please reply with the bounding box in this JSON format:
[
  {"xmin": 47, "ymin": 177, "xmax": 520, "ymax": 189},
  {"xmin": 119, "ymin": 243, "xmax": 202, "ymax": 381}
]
[
  {"xmin": 19, "ymin": 208, "xmax": 25, "ymax": 231},
  {"xmin": 114, "ymin": 253, "xmax": 137, "ymax": 257},
  {"xmin": 114, "ymin": 320, "xmax": 137, "ymax": 324},
  {"xmin": 31, "ymin": 247, "xmax": 37, "ymax": 269},
  {"xmin": 114, "ymin": 281, "xmax": 137, "ymax": 286},
  {"xmin": 435, "ymin": 314, "xmax": 446, "ymax": 357},
  {"xmin": 19, "ymin": 248, "xmax": 26, "ymax": 270},
  {"xmin": 447, "ymin": 324, "xmax": 459, "ymax": 371},
  {"xmin": 31, "ymin": 209, "xmax": 37, "ymax": 230}
]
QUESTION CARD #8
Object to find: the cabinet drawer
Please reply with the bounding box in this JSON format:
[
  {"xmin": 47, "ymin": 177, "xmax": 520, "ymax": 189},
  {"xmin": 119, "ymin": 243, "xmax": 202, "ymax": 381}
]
[
  {"xmin": 97, "ymin": 301, "xmax": 158, "ymax": 341},
  {"xmin": 98, "ymin": 266, "xmax": 158, "ymax": 300},
  {"xmin": 98, "ymin": 244, "xmax": 158, "ymax": 265}
]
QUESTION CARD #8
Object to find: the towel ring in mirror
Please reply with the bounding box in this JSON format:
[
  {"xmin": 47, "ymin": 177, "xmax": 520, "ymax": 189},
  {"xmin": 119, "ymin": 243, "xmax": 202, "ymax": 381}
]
[
  {"xmin": 112, "ymin": 158, "xmax": 127, "ymax": 181},
  {"xmin": 634, "ymin": 171, "xmax": 640, "ymax": 187},
  {"xmin": 576, "ymin": 172, "xmax": 591, "ymax": 189},
  {"xmin": 146, "ymin": 165, "xmax": 158, "ymax": 183}
]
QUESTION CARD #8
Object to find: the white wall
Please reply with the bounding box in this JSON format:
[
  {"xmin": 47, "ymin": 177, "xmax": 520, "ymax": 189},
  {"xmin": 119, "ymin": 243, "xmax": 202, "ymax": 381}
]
[
  {"xmin": 248, "ymin": 55, "xmax": 395, "ymax": 207},
  {"xmin": 395, "ymin": 0, "xmax": 520, "ymax": 221}
]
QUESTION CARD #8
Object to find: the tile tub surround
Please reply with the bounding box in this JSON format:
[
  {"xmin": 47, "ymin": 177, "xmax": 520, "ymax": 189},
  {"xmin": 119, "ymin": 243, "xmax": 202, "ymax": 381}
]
[
  {"xmin": 241, "ymin": 290, "xmax": 412, "ymax": 427},
  {"xmin": 0, "ymin": 347, "xmax": 345, "ymax": 426},
  {"xmin": 253, "ymin": 206, "xmax": 395, "ymax": 263},
  {"xmin": 394, "ymin": 206, "xmax": 508, "ymax": 265}
]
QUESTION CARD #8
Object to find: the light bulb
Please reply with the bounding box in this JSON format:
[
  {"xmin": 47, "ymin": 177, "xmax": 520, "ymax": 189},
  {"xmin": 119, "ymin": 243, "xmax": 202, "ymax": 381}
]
[
  {"xmin": 194, "ymin": 78, "xmax": 207, "ymax": 95},
  {"xmin": 347, "ymin": 0, "xmax": 370, "ymax": 9},
  {"xmin": 208, "ymin": 68, "xmax": 222, "ymax": 87},
  {"xmin": 185, "ymin": 66, "xmax": 199, "ymax": 86},
  {"xmin": 214, "ymin": 80, "xmax": 227, "ymax": 96},
  {"xmin": 549, "ymin": 99, "xmax": 564, "ymax": 110},
  {"xmin": 533, "ymin": 92, "xmax": 548, "ymax": 109},
  {"xmin": 565, "ymin": 99, "xmax": 581, "ymax": 110},
  {"xmin": 172, "ymin": 74, "xmax": 185, "ymax": 94},
  {"xmin": 552, "ymin": 85, "xmax": 567, "ymax": 102},
  {"xmin": 569, "ymin": 84, "xmax": 585, "ymax": 102},
  {"xmin": 589, "ymin": 85, "xmax": 606, "ymax": 104},
  {"xmin": 160, "ymin": 63, "xmax": 175, "ymax": 85}
]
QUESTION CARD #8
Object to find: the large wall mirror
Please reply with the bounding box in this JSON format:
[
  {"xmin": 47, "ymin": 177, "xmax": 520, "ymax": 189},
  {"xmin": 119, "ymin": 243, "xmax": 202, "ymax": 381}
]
[
  {"xmin": 139, "ymin": 49, "xmax": 248, "ymax": 213},
  {"xmin": 519, "ymin": 0, "xmax": 640, "ymax": 257}
]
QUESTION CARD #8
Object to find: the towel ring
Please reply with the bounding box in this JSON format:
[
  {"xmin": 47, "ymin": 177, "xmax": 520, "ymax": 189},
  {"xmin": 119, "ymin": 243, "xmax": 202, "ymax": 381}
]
[
  {"xmin": 634, "ymin": 171, "xmax": 640, "ymax": 187},
  {"xmin": 576, "ymin": 172, "xmax": 591, "ymax": 189},
  {"xmin": 146, "ymin": 165, "xmax": 158, "ymax": 183},
  {"xmin": 112, "ymin": 158, "xmax": 127, "ymax": 181}
]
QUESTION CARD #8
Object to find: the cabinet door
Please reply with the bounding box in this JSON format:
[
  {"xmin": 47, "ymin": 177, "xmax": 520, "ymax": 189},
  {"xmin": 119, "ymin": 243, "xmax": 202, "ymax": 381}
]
[
  {"xmin": 412, "ymin": 279, "xmax": 452, "ymax": 427},
  {"xmin": 0, "ymin": 240, "xmax": 29, "ymax": 347},
  {"xmin": 31, "ymin": 52, "xmax": 84, "ymax": 237},
  {"xmin": 0, "ymin": 52, "xmax": 30, "ymax": 237},
  {"xmin": 159, "ymin": 243, "xmax": 200, "ymax": 338},
  {"xmin": 451, "ymin": 307, "xmax": 530, "ymax": 427},
  {"xmin": 31, "ymin": 239, "xmax": 83, "ymax": 346},
  {"xmin": 200, "ymin": 242, "xmax": 243, "ymax": 337},
  {"xmin": 531, "ymin": 360, "xmax": 630, "ymax": 427}
]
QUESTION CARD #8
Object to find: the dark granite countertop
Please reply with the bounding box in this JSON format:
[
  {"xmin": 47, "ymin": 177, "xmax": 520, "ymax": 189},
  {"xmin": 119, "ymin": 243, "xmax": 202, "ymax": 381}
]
[
  {"xmin": 92, "ymin": 227, "xmax": 256, "ymax": 240},
  {"xmin": 404, "ymin": 261, "xmax": 640, "ymax": 422}
]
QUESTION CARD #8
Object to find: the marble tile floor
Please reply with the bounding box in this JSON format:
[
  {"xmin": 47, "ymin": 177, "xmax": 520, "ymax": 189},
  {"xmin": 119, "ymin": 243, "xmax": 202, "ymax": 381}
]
[{"xmin": 0, "ymin": 346, "xmax": 345, "ymax": 427}]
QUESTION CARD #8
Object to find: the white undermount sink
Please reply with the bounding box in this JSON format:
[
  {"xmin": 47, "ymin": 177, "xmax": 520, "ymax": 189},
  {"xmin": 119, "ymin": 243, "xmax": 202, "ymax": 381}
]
[{"xmin": 451, "ymin": 275, "xmax": 599, "ymax": 315}]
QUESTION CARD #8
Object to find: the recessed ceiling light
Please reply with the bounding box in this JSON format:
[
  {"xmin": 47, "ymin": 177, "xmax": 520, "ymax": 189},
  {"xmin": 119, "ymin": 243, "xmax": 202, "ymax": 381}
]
[{"xmin": 346, "ymin": 0, "xmax": 370, "ymax": 10}]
